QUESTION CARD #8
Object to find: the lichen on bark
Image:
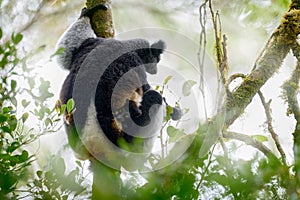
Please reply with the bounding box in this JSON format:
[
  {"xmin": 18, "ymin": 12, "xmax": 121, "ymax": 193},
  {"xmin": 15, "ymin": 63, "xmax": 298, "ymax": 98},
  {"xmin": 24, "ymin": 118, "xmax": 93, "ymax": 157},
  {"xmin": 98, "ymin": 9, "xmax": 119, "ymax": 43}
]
[
  {"xmin": 224, "ymin": 8, "xmax": 300, "ymax": 127},
  {"xmin": 86, "ymin": 0, "xmax": 114, "ymax": 38}
]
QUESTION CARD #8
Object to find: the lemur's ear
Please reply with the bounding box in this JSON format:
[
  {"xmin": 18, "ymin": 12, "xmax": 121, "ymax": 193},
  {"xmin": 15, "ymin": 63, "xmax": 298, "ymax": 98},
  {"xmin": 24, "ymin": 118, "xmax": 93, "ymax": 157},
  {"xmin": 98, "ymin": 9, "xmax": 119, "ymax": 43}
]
[
  {"xmin": 80, "ymin": 4, "xmax": 108, "ymax": 18},
  {"xmin": 150, "ymin": 40, "xmax": 166, "ymax": 57}
]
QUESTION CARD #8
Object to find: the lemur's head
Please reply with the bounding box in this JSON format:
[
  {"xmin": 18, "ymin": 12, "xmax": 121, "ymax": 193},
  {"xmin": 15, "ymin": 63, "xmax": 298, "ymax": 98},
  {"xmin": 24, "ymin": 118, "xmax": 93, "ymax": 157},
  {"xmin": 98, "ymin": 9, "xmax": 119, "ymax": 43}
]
[
  {"xmin": 80, "ymin": 4, "xmax": 108, "ymax": 19},
  {"xmin": 137, "ymin": 40, "xmax": 166, "ymax": 74}
]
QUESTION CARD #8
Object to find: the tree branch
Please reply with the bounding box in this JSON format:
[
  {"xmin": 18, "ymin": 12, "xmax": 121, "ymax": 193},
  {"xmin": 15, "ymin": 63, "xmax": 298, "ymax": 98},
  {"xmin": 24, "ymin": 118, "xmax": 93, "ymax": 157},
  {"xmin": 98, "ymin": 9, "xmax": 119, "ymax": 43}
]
[
  {"xmin": 86, "ymin": 0, "xmax": 114, "ymax": 38},
  {"xmin": 223, "ymin": 131, "xmax": 274, "ymax": 157},
  {"xmin": 223, "ymin": 6, "xmax": 300, "ymax": 128},
  {"xmin": 258, "ymin": 90, "xmax": 287, "ymax": 165},
  {"xmin": 282, "ymin": 42, "xmax": 300, "ymax": 181}
]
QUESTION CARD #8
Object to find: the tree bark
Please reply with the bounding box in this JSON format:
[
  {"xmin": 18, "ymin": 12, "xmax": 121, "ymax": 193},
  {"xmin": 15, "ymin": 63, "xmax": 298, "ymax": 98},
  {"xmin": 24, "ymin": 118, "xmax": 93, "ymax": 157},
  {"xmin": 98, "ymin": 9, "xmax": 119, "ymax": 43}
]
[
  {"xmin": 90, "ymin": 159, "xmax": 121, "ymax": 200},
  {"xmin": 86, "ymin": 0, "xmax": 114, "ymax": 38},
  {"xmin": 223, "ymin": 5, "xmax": 300, "ymax": 128}
]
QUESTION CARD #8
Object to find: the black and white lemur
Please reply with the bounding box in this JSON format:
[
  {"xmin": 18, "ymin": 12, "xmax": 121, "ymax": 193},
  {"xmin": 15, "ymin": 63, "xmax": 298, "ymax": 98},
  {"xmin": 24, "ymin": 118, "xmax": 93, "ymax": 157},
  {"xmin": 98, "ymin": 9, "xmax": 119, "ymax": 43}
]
[{"xmin": 56, "ymin": 5, "xmax": 181, "ymax": 168}]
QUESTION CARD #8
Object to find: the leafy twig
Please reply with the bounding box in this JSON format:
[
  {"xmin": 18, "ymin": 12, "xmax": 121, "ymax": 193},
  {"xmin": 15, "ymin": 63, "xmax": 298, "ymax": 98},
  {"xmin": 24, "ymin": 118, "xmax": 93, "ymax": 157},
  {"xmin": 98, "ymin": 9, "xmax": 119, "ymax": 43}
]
[{"xmin": 196, "ymin": 143, "xmax": 217, "ymax": 190}]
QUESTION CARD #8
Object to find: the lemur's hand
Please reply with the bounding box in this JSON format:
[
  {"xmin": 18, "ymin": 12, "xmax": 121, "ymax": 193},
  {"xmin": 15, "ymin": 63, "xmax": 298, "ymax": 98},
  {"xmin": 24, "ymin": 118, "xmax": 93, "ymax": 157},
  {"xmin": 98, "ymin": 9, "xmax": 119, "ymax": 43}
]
[
  {"xmin": 79, "ymin": 4, "xmax": 108, "ymax": 18},
  {"xmin": 171, "ymin": 106, "xmax": 182, "ymax": 121}
]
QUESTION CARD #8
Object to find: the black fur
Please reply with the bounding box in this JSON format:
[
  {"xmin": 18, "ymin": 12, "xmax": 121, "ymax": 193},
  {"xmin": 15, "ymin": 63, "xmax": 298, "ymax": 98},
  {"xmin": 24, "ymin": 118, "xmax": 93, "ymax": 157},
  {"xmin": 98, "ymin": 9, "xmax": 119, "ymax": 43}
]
[
  {"xmin": 60, "ymin": 38, "xmax": 103, "ymax": 157},
  {"xmin": 59, "ymin": 6, "xmax": 181, "ymax": 157},
  {"xmin": 135, "ymin": 40, "xmax": 165, "ymax": 75},
  {"xmin": 60, "ymin": 38, "xmax": 104, "ymax": 105},
  {"xmin": 95, "ymin": 50, "xmax": 162, "ymax": 148},
  {"xmin": 129, "ymin": 90, "xmax": 163, "ymax": 126},
  {"xmin": 60, "ymin": 38, "xmax": 164, "ymax": 153}
]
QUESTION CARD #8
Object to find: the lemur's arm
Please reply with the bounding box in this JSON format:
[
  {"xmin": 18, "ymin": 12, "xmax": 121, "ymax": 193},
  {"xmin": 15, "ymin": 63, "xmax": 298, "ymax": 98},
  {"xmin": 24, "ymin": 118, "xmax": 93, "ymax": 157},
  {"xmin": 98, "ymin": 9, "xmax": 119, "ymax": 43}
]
[
  {"xmin": 55, "ymin": 5, "xmax": 108, "ymax": 70},
  {"xmin": 129, "ymin": 90, "xmax": 163, "ymax": 126}
]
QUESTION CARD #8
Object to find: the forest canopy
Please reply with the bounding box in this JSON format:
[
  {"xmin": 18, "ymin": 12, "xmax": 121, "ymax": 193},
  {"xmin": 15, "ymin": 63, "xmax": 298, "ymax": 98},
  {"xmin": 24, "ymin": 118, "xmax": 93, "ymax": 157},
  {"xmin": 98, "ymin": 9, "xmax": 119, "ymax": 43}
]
[{"xmin": 0, "ymin": 0, "xmax": 299, "ymax": 199}]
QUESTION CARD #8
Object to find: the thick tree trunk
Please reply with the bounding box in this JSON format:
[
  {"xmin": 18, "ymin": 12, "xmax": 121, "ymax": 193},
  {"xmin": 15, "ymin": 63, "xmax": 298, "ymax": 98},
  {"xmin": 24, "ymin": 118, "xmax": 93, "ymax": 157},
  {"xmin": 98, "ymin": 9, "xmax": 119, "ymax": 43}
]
[{"xmin": 90, "ymin": 159, "xmax": 121, "ymax": 200}]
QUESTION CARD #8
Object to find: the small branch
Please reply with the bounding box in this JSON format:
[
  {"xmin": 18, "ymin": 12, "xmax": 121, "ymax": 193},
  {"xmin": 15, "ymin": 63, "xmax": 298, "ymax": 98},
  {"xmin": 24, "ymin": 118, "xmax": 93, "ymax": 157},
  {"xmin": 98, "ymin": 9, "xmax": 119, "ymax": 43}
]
[
  {"xmin": 225, "ymin": 73, "xmax": 246, "ymax": 92},
  {"xmin": 198, "ymin": 0, "xmax": 209, "ymax": 120},
  {"xmin": 223, "ymin": 131, "xmax": 274, "ymax": 157},
  {"xmin": 226, "ymin": 73, "xmax": 246, "ymax": 85},
  {"xmin": 258, "ymin": 90, "xmax": 287, "ymax": 165},
  {"xmin": 196, "ymin": 144, "xmax": 217, "ymax": 190},
  {"xmin": 282, "ymin": 42, "xmax": 300, "ymax": 181},
  {"xmin": 220, "ymin": 137, "xmax": 229, "ymax": 160},
  {"xmin": 282, "ymin": 47, "xmax": 300, "ymax": 121}
]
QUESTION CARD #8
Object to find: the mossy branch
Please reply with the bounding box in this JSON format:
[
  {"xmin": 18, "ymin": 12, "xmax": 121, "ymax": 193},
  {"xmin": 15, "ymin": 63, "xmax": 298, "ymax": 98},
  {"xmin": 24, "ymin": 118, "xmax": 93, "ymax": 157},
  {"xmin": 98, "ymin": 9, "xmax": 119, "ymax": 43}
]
[
  {"xmin": 282, "ymin": 42, "xmax": 300, "ymax": 181},
  {"xmin": 86, "ymin": 0, "xmax": 114, "ymax": 38},
  {"xmin": 195, "ymin": 0, "xmax": 300, "ymax": 159},
  {"xmin": 224, "ymin": 5, "xmax": 300, "ymax": 128}
]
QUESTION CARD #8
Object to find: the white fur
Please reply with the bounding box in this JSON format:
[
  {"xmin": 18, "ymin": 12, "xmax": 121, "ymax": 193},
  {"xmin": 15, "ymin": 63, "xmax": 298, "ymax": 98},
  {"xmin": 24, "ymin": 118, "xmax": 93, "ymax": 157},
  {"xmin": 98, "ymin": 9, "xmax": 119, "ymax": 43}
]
[
  {"xmin": 79, "ymin": 100, "xmax": 165, "ymax": 169},
  {"xmin": 81, "ymin": 101, "xmax": 118, "ymax": 161},
  {"xmin": 56, "ymin": 17, "xmax": 96, "ymax": 70}
]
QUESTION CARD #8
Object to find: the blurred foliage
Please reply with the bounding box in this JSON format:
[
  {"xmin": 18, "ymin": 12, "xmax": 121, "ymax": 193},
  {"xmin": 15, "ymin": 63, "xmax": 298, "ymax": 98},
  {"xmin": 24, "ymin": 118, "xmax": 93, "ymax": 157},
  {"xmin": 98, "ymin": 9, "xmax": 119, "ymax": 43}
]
[
  {"xmin": 26, "ymin": 156, "xmax": 88, "ymax": 200},
  {"xmin": 0, "ymin": 0, "xmax": 299, "ymax": 200},
  {"xmin": 214, "ymin": 0, "xmax": 290, "ymax": 29},
  {"xmin": 0, "ymin": 27, "xmax": 89, "ymax": 199}
]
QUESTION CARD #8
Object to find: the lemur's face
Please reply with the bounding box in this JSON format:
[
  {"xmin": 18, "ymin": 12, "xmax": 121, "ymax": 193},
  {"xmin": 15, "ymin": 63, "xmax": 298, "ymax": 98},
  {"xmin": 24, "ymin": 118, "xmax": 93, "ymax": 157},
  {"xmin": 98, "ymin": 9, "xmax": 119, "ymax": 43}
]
[
  {"xmin": 136, "ymin": 40, "xmax": 165, "ymax": 75},
  {"xmin": 144, "ymin": 50, "xmax": 162, "ymax": 74}
]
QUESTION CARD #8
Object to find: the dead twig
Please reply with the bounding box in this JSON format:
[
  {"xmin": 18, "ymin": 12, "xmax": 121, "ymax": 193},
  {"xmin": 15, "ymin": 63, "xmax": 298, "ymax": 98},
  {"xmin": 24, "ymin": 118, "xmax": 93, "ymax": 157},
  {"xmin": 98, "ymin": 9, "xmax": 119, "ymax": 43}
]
[{"xmin": 258, "ymin": 90, "xmax": 287, "ymax": 165}]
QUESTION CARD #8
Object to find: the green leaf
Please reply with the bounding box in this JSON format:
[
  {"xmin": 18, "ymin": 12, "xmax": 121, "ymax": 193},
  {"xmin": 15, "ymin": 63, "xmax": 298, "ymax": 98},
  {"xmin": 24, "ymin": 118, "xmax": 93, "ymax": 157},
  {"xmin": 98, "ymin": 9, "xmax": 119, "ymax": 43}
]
[
  {"xmin": 163, "ymin": 75, "xmax": 173, "ymax": 85},
  {"xmin": 21, "ymin": 99, "xmax": 30, "ymax": 108},
  {"xmin": 67, "ymin": 98, "xmax": 75, "ymax": 114},
  {"xmin": 52, "ymin": 156, "xmax": 66, "ymax": 176},
  {"xmin": 167, "ymin": 126, "xmax": 178, "ymax": 137},
  {"xmin": 11, "ymin": 96, "xmax": 17, "ymax": 106},
  {"xmin": 52, "ymin": 47, "xmax": 65, "ymax": 58},
  {"xmin": 60, "ymin": 104, "xmax": 67, "ymax": 115},
  {"xmin": 11, "ymin": 80, "xmax": 17, "ymax": 91},
  {"xmin": 76, "ymin": 160, "xmax": 82, "ymax": 168},
  {"xmin": 21, "ymin": 112, "xmax": 29, "ymax": 123},
  {"xmin": 20, "ymin": 150, "xmax": 29, "ymax": 161},
  {"xmin": 9, "ymin": 115, "xmax": 18, "ymax": 131},
  {"xmin": 36, "ymin": 170, "xmax": 43, "ymax": 178},
  {"xmin": 7, "ymin": 142, "xmax": 20, "ymax": 153},
  {"xmin": 44, "ymin": 107, "xmax": 52, "ymax": 114},
  {"xmin": 11, "ymin": 33, "xmax": 23, "ymax": 44},
  {"xmin": 0, "ymin": 114, "xmax": 8, "ymax": 123},
  {"xmin": 1, "ymin": 126, "xmax": 11, "ymax": 133},
  {"xmin": 45, "ymin": 118, "xmax": 53, "ymax": 127},
  {"xmin": 0, "ymin": 28, "xmax": 2, "ymax": 39},
  {"xmin": 182, "ymin": 80, "xmax": 197, "ymax": 97},
  {"xmin": 38, "ymin": 78, "xmax": 54, "ymax": 101},
  {"xmin": 252, "ymin": 135, "xmax": 268, "ymax": 142},
  {"xmin": 164, "ymin": 105, "xmax": 173, "ymax": 121},
  {"xmin": 2, "ymin": 106, "xmax": 12, "ymax": 114},
  {"xmin": 167, "ymin": 126, "xmax": 185, "ymax": 143},
  {"xmin": 28, "ymin": 77, "xmax": 35, "ymax": 89}
]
